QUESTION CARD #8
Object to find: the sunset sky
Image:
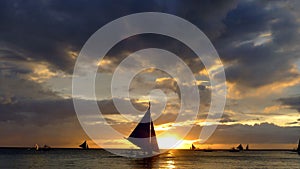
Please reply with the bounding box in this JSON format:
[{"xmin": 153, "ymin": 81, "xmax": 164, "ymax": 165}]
[{"xmin": 1, "ymin": 0, "xmax": 300, "ymax": 149}]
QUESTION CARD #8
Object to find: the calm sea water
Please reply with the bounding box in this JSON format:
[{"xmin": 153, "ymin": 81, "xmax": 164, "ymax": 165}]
[{"xmin": 0, "ymin": 149, "xmax": 299, "ymax": 169}]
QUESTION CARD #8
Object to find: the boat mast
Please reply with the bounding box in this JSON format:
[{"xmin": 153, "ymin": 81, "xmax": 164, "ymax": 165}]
[
  {"xmin": 148, "ymin": 102, "xmax": 152, "ymax": 155},
  {"xmin": 149, "ymin": 102, "xmax": 151, "ymax": 145}
]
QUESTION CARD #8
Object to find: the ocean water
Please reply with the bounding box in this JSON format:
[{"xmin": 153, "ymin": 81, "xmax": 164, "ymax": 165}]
[{"xmin": 0, "ymin": 149, "xmax": 299, "ymax": 169}]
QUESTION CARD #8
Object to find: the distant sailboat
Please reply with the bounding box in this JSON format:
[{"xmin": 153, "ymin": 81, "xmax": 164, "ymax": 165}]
[
  {"xmin": 79, "ymin": 140, "xmax": 89, "ymax": 149},
  {"xmin": 245, "ymin": 144, "xmax": 249, "ymax": 151},
  {"xmin": 229, "ymin": 144, "xmax": 243, "ymax": 152},
  {"xmin": 32, "ymin": 144, "xmax": 51, "ymax": 151},
  {"xmin": 126, "ymin": 102, "xmax": 159, "ymax": 156},
  {"xmin": 191, "ymin": 144, "xmax": 196, "ymax": 150},
  {"xmin": 35, "ymin": 144, "xmax": 39, "ymax": 151},
  {"xmin": 237, "ymin": 144, "xmax": 244, "ymax": 151},
  {"xmin": 229, "ymin": 147, "xmax": 240, "ymax": 152},
  {"xmin": 41, "ymin": 145, "xmax": 51, "ymax": 151}
]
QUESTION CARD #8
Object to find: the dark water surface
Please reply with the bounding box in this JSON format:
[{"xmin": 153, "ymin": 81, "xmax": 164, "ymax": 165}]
[{"xmin": 0, "ymin": 148, "xmax": 299, "ymax": 169}]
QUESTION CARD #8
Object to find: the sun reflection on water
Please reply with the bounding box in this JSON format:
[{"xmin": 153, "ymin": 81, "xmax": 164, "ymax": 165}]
[{"xmin": 166, "ymin": 159, "xmax": 176, "ymax": 169}]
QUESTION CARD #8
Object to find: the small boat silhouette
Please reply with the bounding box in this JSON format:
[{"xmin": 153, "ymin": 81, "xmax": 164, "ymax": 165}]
[
  {"xmin": 33, "ymin": 144, "xmax": 51, "ymax": 151},
  {"xmin": 229, "ymin": 147, "xmax": 240, "ymax": 152},
  {"xmin": 190, "ymin": 144, "xmax": 196, "ymax": 150},
  {"xmin": 79, "ymin": 140, "xmax": 89, "ymax": 149},
  {"xmin": 245, "ymin": 144, "xmax": 249, "ymax": 151},
  {"xmin": 229, "ymin": 144, "xmax": 243, "ymax": 152}
]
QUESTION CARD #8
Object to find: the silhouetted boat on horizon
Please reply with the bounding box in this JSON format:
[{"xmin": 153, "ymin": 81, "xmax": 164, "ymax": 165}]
[
  {"xmin": 35, "ymin": 144, "xmax": 39, "ymax": 151},
  {"xmin": 245, "ymin": 144, "xmax": 249, "ymax": 151},
  {"xmin": 33, "ymin": 144, "xmax": 51, "ymax": 151},
  {"xmin": 126, "ymin": 102, "xmax": 160, "ymax": 157},
  {"xmin": 237, "ymin": 144, "xmax": 244, "ymax": 151},
  {"xmin": 190, "ymin": 144, "xmax": 196, "ymax": 150},
  {"xmin": 79, "ymin": 140, "xmax": 89, "ymax": 149},
  {"xmin": 229, "ymin": 147, "xmax": 240, "ymax": 152},
  {"xmin": 229, "ymin": 144, "xmax": 244, "ymax": 152}
]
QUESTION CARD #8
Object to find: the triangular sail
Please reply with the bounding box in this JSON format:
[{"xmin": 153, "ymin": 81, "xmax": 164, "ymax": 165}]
[
  {"xmin": 191, "ymin": 144, "xmax": 196, "ymax": 150},
  {"xmin": 129, "ymin": 108, "xmax": 151, "ymax": 139},
  {"xmin": 127, "ymin": 103, "xmax": 159, "ymax": 153},
  {"xmin": 79, "ymin": 141, "xmax": 89, "ymax": 149},
  {"xmin": 237, "ymin": 144, "xmax": 243, "ymax": 151}
]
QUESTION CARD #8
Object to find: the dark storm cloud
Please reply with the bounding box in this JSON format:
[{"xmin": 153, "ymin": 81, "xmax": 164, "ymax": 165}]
[
  {"xmin": 277, "ymin": 96, "xmax": 300, "ymax": 112},
  {"xmin": 158, "ymin": 0, "xmax": 239, "ymax": 39},
  {"xmin": 0, "ymin": 49, "xmax": 28, "ymax": 61},
  {"xmin": 0, "ymin": 61, "xmax": 32, "ymax": 75},
  {"xmin": 0, "ymin": 0, "xmax": 238, "ymax": 73},
  {"xmin": 0, "ymin": 50, "xmax": 33, "ymax": 75},
  {"xmin": 217, "ymin": 1, "xmax": 300, "ymax": 88},
  {"xmin": 100, "ymin": 0, "xmax": 300, "ymax": 90},
  {"xmin": 0, "ymin": 0, "xmax": 103, "ymax": 73},
  {"xmin": 0, "ymin": 0, "xmax": 237, "ymax": 131},
  {"xmin": 1, "ymin": 0, "xmax": 299, "ymax": 88},
  {"xmin": 0, "ymin": 0, "xmax": 160, "ymax": 73}
]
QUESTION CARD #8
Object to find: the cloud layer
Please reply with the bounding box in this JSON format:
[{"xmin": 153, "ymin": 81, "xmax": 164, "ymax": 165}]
[{"xmin": 1, "ymin": 0, "xmax": 300, "ymax": 147}]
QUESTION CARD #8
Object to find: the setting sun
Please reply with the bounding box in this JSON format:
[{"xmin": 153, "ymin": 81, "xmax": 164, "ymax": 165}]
[{"xmin": 157, "ymin": 134, "xmax": 183, "ymax": 149}]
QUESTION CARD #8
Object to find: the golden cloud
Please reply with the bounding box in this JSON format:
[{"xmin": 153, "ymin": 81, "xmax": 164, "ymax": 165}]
[
  {"xmin": 27, "ymin": 62, "xmax": 59, "ymax": 83},
  {"xmin": 227, "ymin": 75, "xmax": 300, "ymax": 99}
]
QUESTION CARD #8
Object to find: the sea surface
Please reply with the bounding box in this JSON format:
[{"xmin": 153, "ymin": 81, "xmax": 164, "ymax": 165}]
[{"xmin": 0, "ymin": 148, "xmax": 299, "ymax": 169}]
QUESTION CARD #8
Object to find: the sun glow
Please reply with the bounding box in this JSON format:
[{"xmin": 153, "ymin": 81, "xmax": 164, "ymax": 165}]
[{"xmin": 157, "ymin": 134, "xmax": 183, "ymax": 149}]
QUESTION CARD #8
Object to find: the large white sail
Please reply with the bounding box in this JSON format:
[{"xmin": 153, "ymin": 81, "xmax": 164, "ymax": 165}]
[{"xmin": 127, "ymin": 103, "xmax": 159, "ymax": 154}]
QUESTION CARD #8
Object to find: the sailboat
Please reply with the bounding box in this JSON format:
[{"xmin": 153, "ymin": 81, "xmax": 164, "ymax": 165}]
[
  {"xmin": 237, "ymin": 144, "xmax": 244, "ymax": 151},
  {"xmin": 79, "ymin": 140, "xmax": 89, "ymax": 149},
  {"xmin": 245, "ymin": 144, "xmax": 249, "ymax": 151},
  {"xmin": 41, "ymin": 145, "xmax": 51, "ymax": 151},
  {"xmin": 190, "ymin": 144, "xmax": 196, "ymax": 150},
  {"xmin": 32, "ymin": 144, "xmax": 51, "ymax": 151},
  {"xmin": 229, "ymin": 144, "xmax": 243, "ymax": 152},
  {"xmin": 126, "ymin": 102, "xmax": 160, "ymax": 157},
  {"xmin": 229, "ymin": 147, "xmax": 240, "ymax": 152},
  {"xmin": 35, "ymin": 144, "xmax": 39, "ymax": 151}
]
